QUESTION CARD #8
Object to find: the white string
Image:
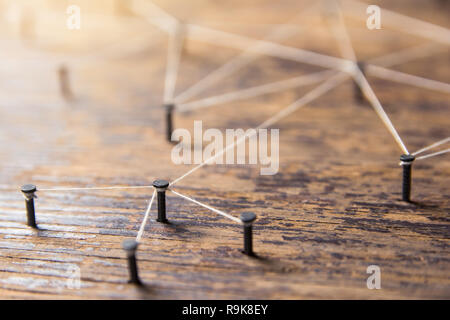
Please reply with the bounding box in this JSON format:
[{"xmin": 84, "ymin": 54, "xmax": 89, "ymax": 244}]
[
  {"xmin": 170, "ymin": 189, "xmax": 242, "ymax": 224},
  {"xmin": 164, "ymin": 23, "xmax": 184, "ymax": 103},
  {"xmin": 368, "ymin": 43, "xmax": 446, "ymax": 68},
  {"xmin": 133, "ymin": 1, "xmax": 359, "ymax": 77},
  {"xmin": 352, "ymin": 67, "xmax": 409, "ymax": 154},
  {"xmin": 170, "ymin": 72, "xmax": 349, "ymax": 186},
  {"xmin": 173, "ymin": 27, "xmax": 298, "ymax": 104},
  {"xmin": 324, "ymin": 0, "xmax": 357, "ymax": 62},
  {"xmin": 416, "ymin": 148, "xmax": 450, "ymax": 161},
  {"xmin": 326, "ymin": 1, "xmax": 409, "ymax": 155},
  {"xmin": 173, "ymin": 1, "xmax": 317, "ymax": 104},
  {"xmin": 177, "ymin": 70, "xmax": 334, "ymax": 112},
  {"xmin": 341, "ymin": 0, "xmax": 450, "ymax": 45},
  {"xmin": 366, "ymin": 65, "xmax": 450, "ymax": 95},
  {"xmin": 183, "ymin": 23, "xmax": 352, "ymax": 72},
  {"xmin": 37, "ymin": 185, "xmax": 154, "ymax": 192},
  {"xmin": 412, "ymin": 137, "xmax": 450, "ymax": 156},
  {"xmin": 71, "ymin": 6, "xmax": 449, "ymax": 109},
  {"xmin": 136, "ymin": 189, "xmax": 157, "ymax": 242}
]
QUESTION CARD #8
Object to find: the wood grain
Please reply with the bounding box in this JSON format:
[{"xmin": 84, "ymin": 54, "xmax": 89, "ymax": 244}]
[{"xmin": 0, "ymin": 0, "xmax": 449, "ymax": 299}]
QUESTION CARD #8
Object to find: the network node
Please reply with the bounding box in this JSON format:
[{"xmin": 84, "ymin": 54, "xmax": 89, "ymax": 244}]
[
  {"xmin": 153, "ymin": 179, "xmax": 170, "ymax": 223},
  {"xmin": 122, "ymin": 239, "xmax": 141, "ymax": 285},
  {"xmin": 20, "ymin": 184, "xmax": 37, "ymax": 228},
  {"xmin": 240, "ymin": 212, "xmax": 257, "ymax": 256},
  {"xmin": 354, "ymin": 61, "xmax": 366, "ymax": 104},
  {"xmin": 58, "ymin": 64, "xmax": 73, "ymax": 101},
  {"xmin": 400, "ymin": 154, "xmax": 415, "ymax": 202},
  {"xmin": 165, "ymin": 103, "xmax": 175, "ymax": 142}
]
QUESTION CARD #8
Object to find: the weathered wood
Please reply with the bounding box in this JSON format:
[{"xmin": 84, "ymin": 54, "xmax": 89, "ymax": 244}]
[{"xmin": 0, "ymin": 0, "xmax": 449, "ymax": 299}]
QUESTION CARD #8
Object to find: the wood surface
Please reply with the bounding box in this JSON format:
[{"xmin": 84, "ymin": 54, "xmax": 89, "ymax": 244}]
[{"xmin": 0, "ymin": 0, "xmax": 449, "ymax": 299}]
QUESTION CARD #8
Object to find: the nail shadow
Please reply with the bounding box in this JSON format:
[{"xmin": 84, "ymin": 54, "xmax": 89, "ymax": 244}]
[
  {"xmin": 245, "ymin": 252, "xmax": 269, "ymax": 262},
  {"xmin": 408, "ymin": 200, "xmax": 440, "ymax": 209},
  {"xmin": 241, "ymin": 252, "xmax": 300, "ymax": 274},
  {"xmin": 403, "ymin": 199, "xmax": 441, "ymax": 209},
  {"xmin": 153, "ymin": 219, "xmax": 208, "ymax": 239},
  {"xmin": 164, "ymin": 136, "xmax": 178, "ymax": 145},
  {"xmin": 135, "ymin": 282, "xmax": 154, "ymax": 296},
  {"xmin": 240, "ymin": 250, "xmax": 275, "ymax": 263},
  {"xmin": 34, "ymin": 226, "xmax": 46, "ymax": 234}
]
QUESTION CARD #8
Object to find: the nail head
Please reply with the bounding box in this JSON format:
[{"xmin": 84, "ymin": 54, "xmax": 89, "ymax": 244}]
[
  {"xmin": 400, "ymin": 154, "xmax": 415, "ymax": 163},
  {"xmin": 153, "ymin": 179, "xmax": 169, "ymax": 189},
  {"xmin": 165, "ymin": 103, "xmax": 175, "ymax": 112},
  {"xmin": 240, "ymin": 212, "xmax": 256, "ymax": 224},
  {"xmin": 21, "ymin": 184, "xmax": 36, "ymax": 194},
  {"xmin": 122, "ymin": 239, "xmax": 138, "ymax": 252}
]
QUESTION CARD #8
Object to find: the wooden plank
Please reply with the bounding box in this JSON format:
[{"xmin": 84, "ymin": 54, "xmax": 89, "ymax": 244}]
[{"xmin": 0, "ymin": 0, "xmax": 449, "ymax": 299}]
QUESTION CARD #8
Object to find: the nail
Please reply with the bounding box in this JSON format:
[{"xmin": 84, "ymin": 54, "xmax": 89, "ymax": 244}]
[
  {"xmin": 20, "ymin": 184, "xmax": 37, "ymax": 228},
  {"xmin": 400, "ymin": 154, "xmax": 415, "ymax": 202},
  {"xmin": 240, "ymin": 212, "xmax": 257, "ymax": 256},
  {"xmin": 58, "ymin": 64, "xmax": 72, "ymax": 100},
  {"xmin": 354, "ymin": 61, "xmax": 366, "ymax": 104},
  {"xmin": 122, "ymin": 239, "xmax": 141, "ymax": 285},
  {"xmin": 165, "ymin": 104, "xmax": 175, "ymax": 142},
  {"xmin": 153, "ymin": 179, "xmax": 169, "ymax": 223}
]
